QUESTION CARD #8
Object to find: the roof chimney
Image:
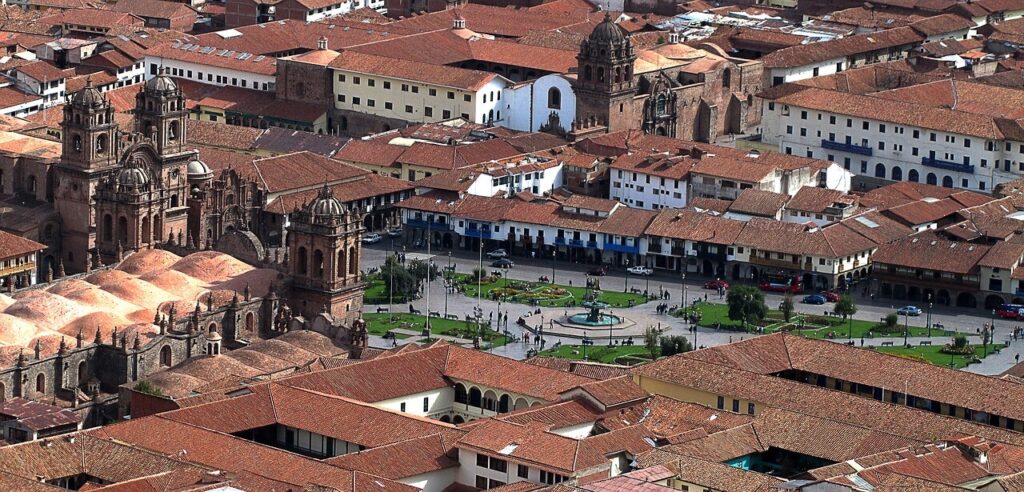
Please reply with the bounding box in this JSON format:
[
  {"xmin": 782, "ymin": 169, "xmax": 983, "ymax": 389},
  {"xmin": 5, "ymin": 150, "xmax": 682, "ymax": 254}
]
[
  {"xmin": 453, "ymin": 12, "xmax": 466, "ymax": 29},
  {"xmin": 317, "ymin": 36, "xmax": 328, "ymax": 50}
]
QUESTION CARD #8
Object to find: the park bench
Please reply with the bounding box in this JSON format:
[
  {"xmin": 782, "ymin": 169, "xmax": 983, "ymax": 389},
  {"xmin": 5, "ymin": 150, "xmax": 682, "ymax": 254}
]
[
  {"xmin": 429, "ymin": 311, "xmax": 441, "ymax": 318},
  {"xmin": 445, "ymin": 314, "xmax": 459, "ymax": 320},
  {"xmin": 919, "ymin": 341, "xmax": 932, "ymax": 346},
  {"xmin": 376, "ymin": 306, "xmax": 389, "ymax": 313},
  {"xmin": 881, "ymin": 341, "xmax": 894, "ymax": 346}
]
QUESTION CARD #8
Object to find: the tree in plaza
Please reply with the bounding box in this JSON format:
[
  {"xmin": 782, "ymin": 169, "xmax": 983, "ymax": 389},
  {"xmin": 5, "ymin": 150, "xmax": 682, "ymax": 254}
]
[
  {"xmin": 884, "ymin": 313, "xmax": 899, "ymax": 331},
  {"xmin": 407, "ymin": 259, "xmax": 439, "ymax": 288},
  {"xmin": 471, "ymin": 266, "xmax": 488, "ymax": 281},
  {"xmin": 781, "ymin": 293, "xmax": 795, "ymax": 322},
  {"xmin": 380, "ymin": 255, "xmax": 418, "ymax": 301},
  {"xmin": 834, "ymin": 295, "xmax": 857, "ymax": 320},
  {"xmin": 727, "ymin": 285, "xmax": 768, "ymax": 328},
  {"xmin": 659, "ymin": 335, "xmax": 692, "ymax": 357},
  {"xmin": 644, "ymin": 325, "xmax": 660, "ymax": 360}
]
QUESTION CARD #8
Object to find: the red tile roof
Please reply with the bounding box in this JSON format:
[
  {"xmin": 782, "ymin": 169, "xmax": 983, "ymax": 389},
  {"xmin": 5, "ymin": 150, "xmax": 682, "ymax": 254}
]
[
  {"xmin": 762, "ymin": 27, "xmax": 924, "ymax": 69},
  {"xmin": 0, "ymin": 229, "xmax": 45, "ymax": 260},
  {"xmin": 329, "ymin": 50, "xmax": 499, "ymax": 91}
]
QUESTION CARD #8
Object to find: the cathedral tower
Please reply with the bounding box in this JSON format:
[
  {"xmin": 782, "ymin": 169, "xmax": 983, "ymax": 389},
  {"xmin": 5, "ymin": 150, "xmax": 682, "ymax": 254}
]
[
  {"xmin": 53, "ymin": 79, "xmax": 119, "ymax": 272},
  {"xmin": 287, "ymin": 185, "xmax": 364, "ymax": 325},
  {"xmin": 575, "ymin": 14, "xmax": 636, "ymax": 134}
]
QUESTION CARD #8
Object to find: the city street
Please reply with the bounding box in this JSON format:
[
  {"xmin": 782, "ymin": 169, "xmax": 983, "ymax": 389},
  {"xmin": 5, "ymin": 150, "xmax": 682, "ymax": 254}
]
[{"xmin": 362, "ymin": 241, "xmax": 1024, "ymax": 375}]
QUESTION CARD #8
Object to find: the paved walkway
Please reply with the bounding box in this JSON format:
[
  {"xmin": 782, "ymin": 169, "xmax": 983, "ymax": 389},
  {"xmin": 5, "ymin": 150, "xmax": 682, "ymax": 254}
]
[{"xmin": 363, "ymin": 248, "xmax": 1024, "ymax": 375}]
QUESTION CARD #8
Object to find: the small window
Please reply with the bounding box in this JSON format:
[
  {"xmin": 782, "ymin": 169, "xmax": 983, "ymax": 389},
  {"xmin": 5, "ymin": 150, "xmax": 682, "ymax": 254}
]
[
  {"xmin": 399, "ymin": 402, "xmax": 406, "ymax": 412},
  {"xmin": 383, "ymin": 81, "xmax": 391, "ymax": 89},
  {"xmin": 353, "ymin": 76, "xmax": 361, "ymax": 85},
  {"xmin": 405, "ymin": 105, "xmax": 413, "ymax": 113},
  {"xmin": 518, "ymin": 464, "xmax": 529, "ymax": 479},
  {"xmin": 463, "ymin": 94, "xmax": 471, "ymax": 102},
  {"xmin": 717, "ymin": 396, "xmax": 724, "ymax": 410},
  {"xmin": 429, "ymin": 88, "xmax": 436, "ymax": 96},
  {"xmin": 732, "ymin": 399, "xmax": 740, "ymax": 412},
  {"xmin": 747, "ymin": 403, "xmax": 755, "ymax": 415},
  {"xmin": 476, "ymin": 454, "xmax": 488, "ymax": 467}
]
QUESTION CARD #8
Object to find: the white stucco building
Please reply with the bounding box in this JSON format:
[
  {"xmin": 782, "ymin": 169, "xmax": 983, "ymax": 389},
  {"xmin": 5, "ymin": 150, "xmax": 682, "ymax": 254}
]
[{"xmin": 501, "ymin": 73, "xmax": 575, "ymax": 134}]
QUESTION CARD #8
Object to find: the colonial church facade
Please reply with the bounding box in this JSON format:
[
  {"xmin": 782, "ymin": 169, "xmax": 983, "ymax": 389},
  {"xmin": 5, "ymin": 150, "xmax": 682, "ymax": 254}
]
[
  {"xmin": 0, "ymin": 75, "xmax": 368, "ymax": 426},
  {"xmin": 570, "ymin": 16, "xmax": 763, "ymax": 142}
]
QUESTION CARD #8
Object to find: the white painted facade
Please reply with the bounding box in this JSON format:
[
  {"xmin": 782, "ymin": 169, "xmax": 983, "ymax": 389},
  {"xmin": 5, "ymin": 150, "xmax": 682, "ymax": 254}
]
[
  {"xmin": 464, "ymin": 163, "xmax": 564, "ymax": 197},
  {"xmin": 114, "ymin": 60, "xmax": 146, "ymax": 87},
  {"xmin": 373, "ymin": 388, "xmax": 452, "ymax": 418},
  {"xmin": 762, "ymin": 100, "xmax": 1019, "ymax": 191},
  {"xmin": 768, "ymin": 56, "xmax": 845, "ymax": 86},
  {"xmin": 15, "ymin": 71, "xmax": 65, "ymax": 108},
  {"xmin": 609, "ymin": 167, "xmax": 687, "ymax": 210},
  {"xmin": 455, "ymin": 449, "xmax": 570, "ymax": 489},
  {"xmin": 304, "ymin": 1, "xmax": 353, "ymax": 22},
  {"xmin": 144, "ymin": 58, "xmax": 276, "ymax": 91},
  {"xmin": 400, "ymin": 469, "xmax": 458, "ymax": 492},
  {"xmin": 501, "ymin": 74, "xmax": 575, "ymax": 133},
  {"xmin": 0, "ymin": 95, "xmax": 44, "ymax": 117}
]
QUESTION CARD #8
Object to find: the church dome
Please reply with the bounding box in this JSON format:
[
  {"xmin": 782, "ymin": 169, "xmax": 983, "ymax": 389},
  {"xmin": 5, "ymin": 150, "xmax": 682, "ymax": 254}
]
[
  {"xmin": 589, "ymin": 13, "xmax": 625, "ymax": 44},
  {"xmin": 187, "ymin": 159, "xmax": 211, "ymax": 177},
  {"xmin": 116, "ymin": 165, "xmax": 150, "ymax": 191},
  {"xmin": 145, "ymin": 68, "xmax": 178, "ymax": 93},
  {"xmin": 72, "ymin": 78, "xmax": 105, "ymax": 108},
  {"xmin": 308, "ymin": 184, "xmax": 345, "ymax": 218}
]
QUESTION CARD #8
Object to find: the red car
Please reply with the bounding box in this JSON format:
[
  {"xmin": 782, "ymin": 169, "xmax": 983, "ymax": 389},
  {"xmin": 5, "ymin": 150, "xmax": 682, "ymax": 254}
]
[
  {"xmin": 704, "ymin": 279, "xmax": 729, "ymax": 290},
  {"xmin": 588, "ymin": 265, "xmax": 608, "ymax": 276},
  {"xmin": 823, "ymin": 291, "xmax": 841, "ymax": 302}
]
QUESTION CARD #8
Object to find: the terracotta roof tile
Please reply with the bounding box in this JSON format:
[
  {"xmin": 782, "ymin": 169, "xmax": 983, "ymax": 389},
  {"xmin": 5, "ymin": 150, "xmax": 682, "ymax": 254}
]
[
  {"xmin": 329, "ymin": 50, "xmax": 499, "ymax": 91},
  {"xmin": 763, "ymin": 27, "xmax": 924, "ymax": 68},
  {"xmin": 0, "ymin": 230, "xmax": 45, "ymax": 258},
  {"xmin": 727, "ymin": 189, "xmax": 789, "ymax": 217},
  {"xmin": 872, "ymin": 235, "xmax": 989, "ymax": 273}
]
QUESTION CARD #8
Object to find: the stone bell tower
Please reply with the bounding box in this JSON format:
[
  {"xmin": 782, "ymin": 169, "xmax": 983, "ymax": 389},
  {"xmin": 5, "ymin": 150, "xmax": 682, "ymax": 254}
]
[{"xmin": 286, "ymin": 184, "xmax": 365, "ymax": 325}]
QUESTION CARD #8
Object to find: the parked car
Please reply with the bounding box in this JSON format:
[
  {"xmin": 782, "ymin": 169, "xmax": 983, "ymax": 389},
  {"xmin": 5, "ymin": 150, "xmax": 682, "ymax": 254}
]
[
  {"xmin": 491, "ymin": 258, "xmax": 514, "ymax": 268},
  {"xmin": 588, "ymin": 265, "xmax": 608, "ymax": 276},
  {"xmin": 897, "ymin": 306, "xmax": 922, "ymax": 316},
  {"xmin": 802, "ymin": 294, "xmax": 826, "ymax": 305},
  {"xmin": 362, "ymin": 233, "xmax": 382, "ymax": 244},
  {"xmin": 486, "ymin": 249, "xmax": 508, "ymax": 259},
  {"xmin": 627, "ymin": 266, "xmax": 653, "ymax": 276},
  {"xmin": 823, "ymin": 291, "xmax": 841, "ymax": 302},
  {"xmin": 704, "ymin": 279, "xmax": 729, "ymax": 290},
  {"xmin": 387, "ymin": 228, "xmax": 402, "ymax": 238}
]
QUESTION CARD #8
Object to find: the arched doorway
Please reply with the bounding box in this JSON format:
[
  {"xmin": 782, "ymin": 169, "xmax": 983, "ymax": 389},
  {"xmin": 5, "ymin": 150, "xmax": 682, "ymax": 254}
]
[
  {"xmin": 439, "ymin": 415, "xmax": 451, "ymax": 423},
  {"xmin": 482, "ymin": 390, "xmax": 497, "ymax": 411},
  {"xmin": 245, "ymin": 312, "xmax": 255, "ymax": 333},
  {"xmin": 874, "ymin": 163, "xmax": 886, "ymax": 178},
  {"xmin": 927, "ymin": 173, "xmax": 937, "ymax": 185},
  {"xmin": 78, "ymin": 361, "xmax": 88, "ymax": 386},
  {"xmin": 452, "ymin": 415, "xmax": 465, "ymax": 424},
  {"xmin": 985, "ymin": 294, "xmax": 1005, "ymax": 310},
  {"xmin": 468, "ymin": 387, "xmax": 482, "ymax": 407},
  {"xmin": 891, "ymin": 167, "xmax": 902, "ymax": 181},
  {"xmin": 942, "ymin": 176, "xmax": 954, "ymax": 188},
  {"xmin": 498, "ymin": 394, "xmax": 511, "ymax": 413},
  {"xmin": 956, "ymin": 292, "xmax": 977, "ymax": 308},
  {"xmin": 908, "ymin": 169, "xmax": 919, "ymax": 182},
  {"xmin": 513, "ymin": 397, "xmax": 529, "ymax": 410},
  {"xmin": 35, "ymin": 373, "xmax": 45, "ymax": 394},
  {"xmin": 454, "ymin": 383, "xmax": 468, "ymax": 404},
  {"xmin": 937, "ymin": 289, "xmax": 951, "ymax": 306},
  {"xmin": 160, "ymin": 345, "xmax": 172, "ymax": 367}
]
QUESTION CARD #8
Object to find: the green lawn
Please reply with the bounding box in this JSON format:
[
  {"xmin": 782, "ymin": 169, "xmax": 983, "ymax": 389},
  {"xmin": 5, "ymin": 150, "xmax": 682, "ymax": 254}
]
[
  {"xmin": 363, "ymin": 275, "xmax": 411, "ymax": 305},
  {"xmin": 877, "ymin": 343, "xmax": 1001, "ymax": 369},
  {"xmin": 363, "ymin": 313, "xmax": 508, "ymax": 347},
  {"xmin": 537, "ymin": 344, "xmax": 652, "ymax": 365},
  {"xmin": 680, "ymin": 302, "xmax": 955, "ymax": 339},
  {"xmin": 452, "ymin": 273, "xmax": 647, "ymax": 308}
]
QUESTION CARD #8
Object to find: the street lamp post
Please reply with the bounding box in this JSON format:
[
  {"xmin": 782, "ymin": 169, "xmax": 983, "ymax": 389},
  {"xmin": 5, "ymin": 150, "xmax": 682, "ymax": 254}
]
[
  {"xmin": 583, "ymin": 330, "xmax": 589, "ymax": 361},
  {"xmin": 848, "ymin": 312, "xmax": 853, "ymax": 340},
  {"xmin": 423, "ymin": 220, "xmax": 432, "ymax": 339},
  {"xmin": 926, "ymin": 293, "xmax": 933, "ymax": 338},
  {"xmin": 987, "ymin": 309, "xmax": 996, "ymax": 357},
  {"xmin": 680, "ymin": 273, "xmax": 687, "ymax": 315},
  {"xmin": 444, "ymin": 251, "xmax": 452, "ymax": 318},
  {"xmin": 551, "ymin": 250, "xmax": 556, "ymax": 284}
]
